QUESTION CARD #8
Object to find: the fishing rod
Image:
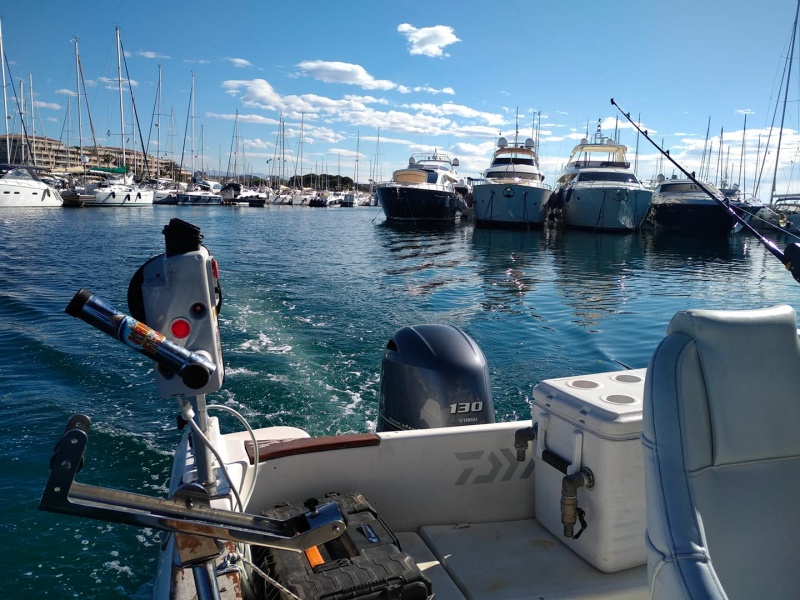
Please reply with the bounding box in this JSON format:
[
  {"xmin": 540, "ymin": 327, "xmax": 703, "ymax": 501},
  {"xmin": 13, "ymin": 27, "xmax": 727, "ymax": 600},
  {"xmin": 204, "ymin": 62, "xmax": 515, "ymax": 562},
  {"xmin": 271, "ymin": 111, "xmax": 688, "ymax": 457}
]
[{"xmin": 610, "ymin": 98, "xmax": 800, "ymax": 283}]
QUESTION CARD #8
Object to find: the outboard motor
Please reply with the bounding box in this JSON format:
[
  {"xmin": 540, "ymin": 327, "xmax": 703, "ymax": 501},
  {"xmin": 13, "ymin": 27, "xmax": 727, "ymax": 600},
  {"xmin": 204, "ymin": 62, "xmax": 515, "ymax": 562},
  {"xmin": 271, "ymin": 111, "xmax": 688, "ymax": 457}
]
[{"xmin": 377, "ymin": 324, "xmax": 494, "ymax": 431}]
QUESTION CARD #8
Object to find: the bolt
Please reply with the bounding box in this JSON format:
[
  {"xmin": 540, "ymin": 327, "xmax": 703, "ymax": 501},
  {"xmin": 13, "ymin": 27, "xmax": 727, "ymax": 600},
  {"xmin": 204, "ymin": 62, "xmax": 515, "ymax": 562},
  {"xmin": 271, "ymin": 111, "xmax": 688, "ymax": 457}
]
[{"xmin": 61, "ymin": 460, "xmax": 71, "ymax": 470}]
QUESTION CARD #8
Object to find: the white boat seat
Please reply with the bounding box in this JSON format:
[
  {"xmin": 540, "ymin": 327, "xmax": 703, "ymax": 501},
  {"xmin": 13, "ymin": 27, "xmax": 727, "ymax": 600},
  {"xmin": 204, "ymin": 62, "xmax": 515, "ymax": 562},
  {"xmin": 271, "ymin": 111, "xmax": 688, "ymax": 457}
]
[{"xmin": 643, "ymin": 304, "xmax": 800, "ymax": 599}]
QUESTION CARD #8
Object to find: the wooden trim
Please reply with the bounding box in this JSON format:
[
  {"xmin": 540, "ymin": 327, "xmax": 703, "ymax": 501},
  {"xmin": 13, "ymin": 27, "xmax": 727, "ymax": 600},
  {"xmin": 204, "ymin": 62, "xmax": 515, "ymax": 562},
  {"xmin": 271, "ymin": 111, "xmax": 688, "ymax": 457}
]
[{"xmin": 244, "ymin": 433, "xmax": 381, "ymax": 465}]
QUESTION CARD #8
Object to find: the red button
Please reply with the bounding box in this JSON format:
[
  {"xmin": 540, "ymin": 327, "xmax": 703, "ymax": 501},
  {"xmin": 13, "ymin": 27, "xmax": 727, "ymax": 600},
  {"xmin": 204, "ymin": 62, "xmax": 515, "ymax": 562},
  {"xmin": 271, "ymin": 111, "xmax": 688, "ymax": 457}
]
[{"xmin": 170, "ymin": 319, "xmax": 191, "ymax": 339}]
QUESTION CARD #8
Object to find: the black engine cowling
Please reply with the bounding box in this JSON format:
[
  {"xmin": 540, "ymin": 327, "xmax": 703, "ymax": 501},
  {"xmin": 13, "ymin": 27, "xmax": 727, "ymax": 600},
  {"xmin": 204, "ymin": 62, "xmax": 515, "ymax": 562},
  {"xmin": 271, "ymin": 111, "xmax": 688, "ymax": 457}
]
[{"xmin": 377, "ymin": 324, "xmax": 495, "ymax": 432}]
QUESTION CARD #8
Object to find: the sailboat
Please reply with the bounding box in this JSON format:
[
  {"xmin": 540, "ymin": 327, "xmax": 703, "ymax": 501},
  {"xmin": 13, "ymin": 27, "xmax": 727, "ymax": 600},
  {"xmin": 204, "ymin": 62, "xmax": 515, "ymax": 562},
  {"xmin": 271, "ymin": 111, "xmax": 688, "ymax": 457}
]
[
  {"xmin": 0, "ymin": 21, "xmax": 63, "ymax": 207},
  {"xmin": 220, "ymin": 111, "xmax": 269, "ymax": 206},
  {"xmin": 84, "ymin": 28, "xmax": 153, "ymax": 207},
  {"xmin": 175, "ymin": 74, "xmax": 222, "ymax": 206},
  {"xmin": 758, "ymin": 1, "xmax": 800, "ymax": 231}
]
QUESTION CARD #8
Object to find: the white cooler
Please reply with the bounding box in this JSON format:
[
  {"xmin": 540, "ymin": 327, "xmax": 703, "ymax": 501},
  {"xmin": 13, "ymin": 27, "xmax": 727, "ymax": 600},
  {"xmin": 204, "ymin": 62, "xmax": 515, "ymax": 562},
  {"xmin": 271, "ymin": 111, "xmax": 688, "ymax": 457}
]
[{"xmin": 531, "ymin": 368, "xmax": 647, "ymax": 573}]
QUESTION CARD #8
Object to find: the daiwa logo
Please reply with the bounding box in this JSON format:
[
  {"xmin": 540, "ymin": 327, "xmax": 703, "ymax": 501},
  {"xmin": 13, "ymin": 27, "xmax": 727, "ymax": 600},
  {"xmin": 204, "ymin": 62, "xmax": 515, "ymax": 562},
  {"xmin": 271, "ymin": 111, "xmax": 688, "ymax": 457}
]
[{"xmin": 454, "ymin": 449, "xmax": 534, "ymax": 486}]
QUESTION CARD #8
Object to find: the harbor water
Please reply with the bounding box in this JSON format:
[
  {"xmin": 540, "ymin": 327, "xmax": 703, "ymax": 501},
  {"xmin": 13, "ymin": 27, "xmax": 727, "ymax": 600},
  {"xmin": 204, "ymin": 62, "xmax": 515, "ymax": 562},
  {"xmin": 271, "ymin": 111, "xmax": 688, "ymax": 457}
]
[{"xmin": 3, "ymin": 205, "xmax": 800, "ymax": 598}]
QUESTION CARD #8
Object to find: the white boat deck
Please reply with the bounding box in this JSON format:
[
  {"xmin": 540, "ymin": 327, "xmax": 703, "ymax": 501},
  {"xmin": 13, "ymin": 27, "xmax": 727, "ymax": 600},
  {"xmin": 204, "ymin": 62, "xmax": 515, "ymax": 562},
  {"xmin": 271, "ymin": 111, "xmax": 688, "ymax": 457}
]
[
  {"xmin": 400, "ymin": 521, "xmax": 646, "ymax": 600},
  {"xmin": 165, "ymin": 369, "xmax": 651, "ymax": 599}
]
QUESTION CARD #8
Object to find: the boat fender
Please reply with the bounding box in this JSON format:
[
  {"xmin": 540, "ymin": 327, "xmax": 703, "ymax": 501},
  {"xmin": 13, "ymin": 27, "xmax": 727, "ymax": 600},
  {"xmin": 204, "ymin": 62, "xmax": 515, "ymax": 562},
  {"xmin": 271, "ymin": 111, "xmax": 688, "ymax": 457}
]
[
  {"xmin": 125, "ymin": 194, "xmax": 131, "ymax": 202},
  {"xmin": 111, "ymin": 191, "xmax": 116, "ymax": 199},
  {"xmin": 548, "ymin": 189, "xmax": 562, "ymax": 209},
  {"xmin": 44, "ymin": 188, "xmax": 50, "ymax": 198},
  {"xmin": 136, "ymin": 192, "xmax": 141, "ymax": 200}
]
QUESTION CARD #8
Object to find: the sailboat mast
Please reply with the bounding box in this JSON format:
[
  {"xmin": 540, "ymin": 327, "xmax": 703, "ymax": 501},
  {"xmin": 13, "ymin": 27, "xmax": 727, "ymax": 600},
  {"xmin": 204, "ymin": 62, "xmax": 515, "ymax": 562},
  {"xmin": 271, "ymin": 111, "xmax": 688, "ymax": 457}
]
[
  {"xmin": 19, "ymin": 79, "xmax": 25, "ymax": 163},
  {"xmin": 73, "ymin": 38, "xmax": 83, "ymax": 164},
  {"xmin": 0, "ymin": 20, "xmax": 8, "ymax": 163},
  {"xmin": 116, "ymin": 27, "xmax": 126, "ymax": 171},
  {"xmin": 770, "ymin": 0, "xmax": 800, "ymax": 204},
  {"xmin": 29, "ymin": 73, "xmax": 35, "ymax": 164},
  {"xmin": 190, "ymin": 72, "xmax": 195, "ymax": 181},
  {"xmin": 354, "ymin": 131, "xmax": 360, "ymax": 191},
  {"xmin": 739, "ymin": 113, "xmax": 746, "ymax": 193},
  {"xmin": 156, "ymin": 64, "xmax": 161, "ymax": 181},
  {"xmin": 299, "ymin": 112, "xmax": 304, "ymax": 189}
]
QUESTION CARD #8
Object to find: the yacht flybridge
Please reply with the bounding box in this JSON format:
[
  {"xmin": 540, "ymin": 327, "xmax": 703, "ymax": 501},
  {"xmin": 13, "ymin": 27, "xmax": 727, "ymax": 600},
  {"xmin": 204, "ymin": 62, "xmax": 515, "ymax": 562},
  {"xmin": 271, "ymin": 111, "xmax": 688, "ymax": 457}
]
[{"xmin": 40, "ymin": 219, "xmax": 800, "ymax": 599}]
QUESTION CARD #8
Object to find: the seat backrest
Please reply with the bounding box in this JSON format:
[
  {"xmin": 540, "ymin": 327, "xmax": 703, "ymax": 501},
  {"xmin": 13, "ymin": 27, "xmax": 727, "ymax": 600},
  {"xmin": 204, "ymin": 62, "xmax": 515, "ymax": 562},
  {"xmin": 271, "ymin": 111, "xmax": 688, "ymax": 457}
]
[{"xmin": 643, "ymin": 304, "xmax": 800, "ymax": 599}]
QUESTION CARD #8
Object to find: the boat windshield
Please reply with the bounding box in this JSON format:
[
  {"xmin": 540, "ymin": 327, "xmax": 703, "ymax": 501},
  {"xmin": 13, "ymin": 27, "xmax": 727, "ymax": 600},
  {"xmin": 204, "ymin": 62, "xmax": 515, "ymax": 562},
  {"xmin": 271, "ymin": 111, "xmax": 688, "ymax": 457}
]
[
  {"xmin": 0, "ymin": 166, "xmax": 38, "ymax": 181},
  {"xmin": 424, "ymin": 170, "xmax": 440, "ymax": 184},
  {"xmin": 486, "ymin": 171, "xmax": 542, "ymax": 181},
  {"xmin": 659, "ymin": 182, "xmax": 720, "ymax": 194},
  {"xmin": 577, "ymin": 172, "xmax": 639, "ymax": 183},
  {"xmin": 492, "ymin": 157, "xmax": 536, "ymax": 167}
]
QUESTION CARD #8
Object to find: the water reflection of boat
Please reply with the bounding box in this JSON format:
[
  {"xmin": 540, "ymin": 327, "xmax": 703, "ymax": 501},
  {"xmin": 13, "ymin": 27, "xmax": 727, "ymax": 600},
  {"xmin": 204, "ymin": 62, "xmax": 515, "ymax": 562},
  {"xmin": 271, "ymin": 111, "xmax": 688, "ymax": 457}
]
[{"xmin": 550, "ymin": 229, "xmax": 645, "ymax": 328}]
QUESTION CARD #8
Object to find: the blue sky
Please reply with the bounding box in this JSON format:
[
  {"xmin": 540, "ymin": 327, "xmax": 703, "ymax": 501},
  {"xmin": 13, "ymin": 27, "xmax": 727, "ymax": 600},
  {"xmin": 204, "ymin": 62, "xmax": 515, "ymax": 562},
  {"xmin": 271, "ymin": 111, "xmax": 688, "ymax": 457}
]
[{"xmin": 2, "ymin": 0, "xmax": 800, "ymax": 197}]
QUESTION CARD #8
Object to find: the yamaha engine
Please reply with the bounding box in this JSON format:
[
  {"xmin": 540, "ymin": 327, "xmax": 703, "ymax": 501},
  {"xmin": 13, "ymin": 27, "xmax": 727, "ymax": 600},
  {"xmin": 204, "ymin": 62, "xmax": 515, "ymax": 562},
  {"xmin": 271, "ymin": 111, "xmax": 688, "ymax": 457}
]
[{"xmin": 377, "ymin": 324, "xmax": 494, "ymax": 431}]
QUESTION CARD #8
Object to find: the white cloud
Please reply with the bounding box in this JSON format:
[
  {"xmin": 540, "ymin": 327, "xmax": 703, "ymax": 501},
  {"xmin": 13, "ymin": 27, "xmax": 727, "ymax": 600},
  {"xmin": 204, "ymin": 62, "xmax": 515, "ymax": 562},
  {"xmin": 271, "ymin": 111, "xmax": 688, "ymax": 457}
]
[
  {"xmin": 56, "ymin": 88, "xmax": 77, "ymax": 97},
  {"xmin": 243, "ymin": 138, "xmax": 272, "ymax": 150},
  {"xmin": 35, "ymin": 101, "xmax": 62, "ymax": 110},
  {"xmin": 403, "ymin": 102, "xmax": 505, "ymax": 127},
  {"xmin": 397, "ymin": 24, "xmax": 461, "ymax": 58},
  {"xmin": 222, "ymin": 79, "xmax": 282, "ymax": 110},
  {"xmin": 296, "ymin": 61, "xmax": 395, "ymax": 91},
  {"xmin": 138, "ymin": 51, "xmax": 170, "ymax": 59},
  {"xmin": 98, "ymin": 76, "xmax": 137, "ymax": 90},
  {"xmin": 413, "ymin": 85, "xmax": 456, "ymax": 95},
  {"xmin": 206, "ymin": 111, "xmax": 279, "ymax": 125},
  {"xmin": 225, "ymin": 57, "xmax": 254, "ymax": 68}
]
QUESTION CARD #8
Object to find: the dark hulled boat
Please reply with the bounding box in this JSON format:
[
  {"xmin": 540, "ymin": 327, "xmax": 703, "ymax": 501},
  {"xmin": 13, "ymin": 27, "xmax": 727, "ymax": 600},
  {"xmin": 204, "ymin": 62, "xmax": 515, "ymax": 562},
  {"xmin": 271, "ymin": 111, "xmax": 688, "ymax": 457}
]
[{"xmin": 376, "ymin": 152, "xmax": 468, "ymax": 224}]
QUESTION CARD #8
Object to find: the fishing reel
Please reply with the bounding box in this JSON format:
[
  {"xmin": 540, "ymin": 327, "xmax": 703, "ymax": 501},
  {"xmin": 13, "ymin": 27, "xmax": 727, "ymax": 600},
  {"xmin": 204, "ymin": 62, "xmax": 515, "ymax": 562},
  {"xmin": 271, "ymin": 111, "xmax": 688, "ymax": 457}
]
[{"xmin": 127, "ymin": 218, "xmax": 225, "ymax": 398}]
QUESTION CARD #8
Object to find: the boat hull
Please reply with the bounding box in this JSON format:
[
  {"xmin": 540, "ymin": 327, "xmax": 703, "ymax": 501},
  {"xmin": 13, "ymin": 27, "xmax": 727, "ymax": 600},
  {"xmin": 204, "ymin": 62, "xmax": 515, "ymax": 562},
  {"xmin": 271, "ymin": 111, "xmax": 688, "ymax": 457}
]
[
  {"xmin": 377, "ymin": 185, "xmax": 464, "ymax": 223},
  {"xmin": 0, "ymin": 180, "xmax": 62, "ymax": 207},
  {"xmin": 175, "ymin": 193, "xmax": 222, "ymax": 205},
  {"xmin": 558, "ymin": 185, "xmax": 652, "ymax": 231},
  {"xmin": 472, "ymin": 183, "xmax": 551, "ymax": 228},
  {"xmin": 648, "ymin": 200, "xmax": 737, "ymax": 236},
  {"xmin": 85, "ymin": 187, "xmax": 154, "ymax": 207}
]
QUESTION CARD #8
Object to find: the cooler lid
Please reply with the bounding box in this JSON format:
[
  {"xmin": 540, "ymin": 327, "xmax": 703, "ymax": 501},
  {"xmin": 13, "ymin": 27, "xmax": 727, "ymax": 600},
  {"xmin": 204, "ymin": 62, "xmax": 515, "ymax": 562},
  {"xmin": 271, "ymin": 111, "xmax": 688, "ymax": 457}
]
[{"xmin": 532, "ymin": 369, "xmax": 645, "ymax": 437}]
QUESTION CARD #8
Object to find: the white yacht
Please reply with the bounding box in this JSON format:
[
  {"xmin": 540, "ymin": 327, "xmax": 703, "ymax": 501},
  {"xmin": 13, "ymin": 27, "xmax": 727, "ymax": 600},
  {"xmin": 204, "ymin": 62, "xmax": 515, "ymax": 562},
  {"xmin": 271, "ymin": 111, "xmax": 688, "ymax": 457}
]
[
  {"xmin": 472, "ymin": 135, "xmax": 551, "ymax": 228},
  {"xmin": 0, "ymin": 164, "xmax": 63, "ymax": 207},
  {"xmin": 84, "ymin": 171, "xmax": 155, "ymax": 207},
  {"xmin": 551, "ymin": 132, "xmax": 652, "ymax": 231}
]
